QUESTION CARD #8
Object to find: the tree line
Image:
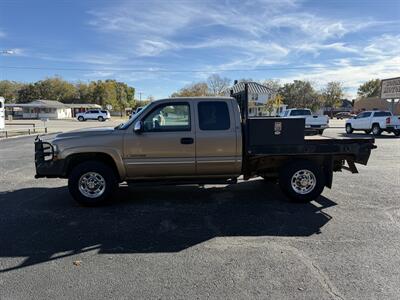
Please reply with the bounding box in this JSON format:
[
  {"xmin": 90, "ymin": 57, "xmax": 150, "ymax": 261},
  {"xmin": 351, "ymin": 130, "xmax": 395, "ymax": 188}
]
[
  {"xmin": 171, "ymin": 75, "xmax": 382, "ymax": 111},
  {"xmin": 0, "ymin": 75, "xmax": 382, "ymax": 112},
  {"xmin": 0, "ymin": 77, "xmax": 136, "ymax": 112}
]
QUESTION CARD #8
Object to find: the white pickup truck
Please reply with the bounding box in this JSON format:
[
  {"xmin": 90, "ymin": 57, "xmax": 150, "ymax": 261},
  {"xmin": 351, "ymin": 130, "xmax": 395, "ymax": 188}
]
[
  {"xmin": 281, "ymin": 108, "xmax": 329, "ymax": 134},
  {"xmin": 345, "ymin": 110, "xmax": 400, "ymax": 136}
]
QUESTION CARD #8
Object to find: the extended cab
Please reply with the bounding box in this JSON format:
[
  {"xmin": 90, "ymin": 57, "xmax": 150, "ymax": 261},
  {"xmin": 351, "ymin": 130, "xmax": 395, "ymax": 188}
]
[
  {"xmin": 35, "ymin": 95, "xmax": 376, "ymax": 206},
  {"xmin": 345, "ymin": 111, "xmax": 400, "ymax": 136},
  {"xmin": 282, "ymin": 108, "xmax": 329, "ymax": 135}
]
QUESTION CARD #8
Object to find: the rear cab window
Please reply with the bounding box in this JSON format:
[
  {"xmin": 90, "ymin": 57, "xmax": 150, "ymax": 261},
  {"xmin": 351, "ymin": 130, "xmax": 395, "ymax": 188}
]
[
  {"xmin": 198, "ymin": 101, "xmax": 230, "ymax": 130},
  {"xmin": 373, "ymin": 111, "xmax": 391, "ymax": 117},
  {"xmin": 290, "ymin": 109, "xmax": 311, "ymax": 116}
]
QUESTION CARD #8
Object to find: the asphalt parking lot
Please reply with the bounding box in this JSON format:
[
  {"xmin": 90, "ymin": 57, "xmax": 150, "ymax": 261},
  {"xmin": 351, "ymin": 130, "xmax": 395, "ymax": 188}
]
[{"xmin": 0, "ymin": 126, "xmax": 399, "ymax": 299}]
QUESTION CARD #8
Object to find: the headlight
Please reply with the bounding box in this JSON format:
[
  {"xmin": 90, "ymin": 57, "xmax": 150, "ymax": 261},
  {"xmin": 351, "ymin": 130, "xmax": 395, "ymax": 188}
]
[{"xmin": 52, "ymin": 143, "xmax": 59, "ymax": 154}]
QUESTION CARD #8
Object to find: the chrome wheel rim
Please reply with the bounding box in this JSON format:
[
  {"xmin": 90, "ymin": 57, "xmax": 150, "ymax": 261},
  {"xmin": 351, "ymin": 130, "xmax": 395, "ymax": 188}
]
[
  {"xmin": 372, "ymin": 126, "xmax": 379, "ymax": 134},
  {"xmin": 78, "ymin": 172, "xmax": 106, "ymax": 198},
  {"xmin": 291, "ymin": 169, "xmax": 316, "ymax": 195}
]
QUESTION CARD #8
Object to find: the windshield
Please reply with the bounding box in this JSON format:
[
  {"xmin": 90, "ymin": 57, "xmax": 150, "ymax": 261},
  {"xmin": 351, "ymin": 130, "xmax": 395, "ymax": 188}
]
[{"xmin": 117, "ymin": 104, "xmax": 150, "ymax": 130}]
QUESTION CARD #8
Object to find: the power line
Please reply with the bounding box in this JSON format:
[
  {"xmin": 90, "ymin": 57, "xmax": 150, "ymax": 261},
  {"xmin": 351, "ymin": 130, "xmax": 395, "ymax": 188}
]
[{"xmin": 1, "ymin": 63, "xmax": 398, "ymax": 73}]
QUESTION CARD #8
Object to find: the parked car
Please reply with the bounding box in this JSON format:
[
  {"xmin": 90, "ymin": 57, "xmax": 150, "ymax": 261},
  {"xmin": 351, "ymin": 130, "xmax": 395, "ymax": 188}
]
[
  {"xmin": 76, "ymin": 110, "xmax": 110, "ymax": 122},
  {"xmin": 281, "ymin": 108, "xmax": 329, "ymax": 134},
  {"xmin": 335, "ymin": 112, "xmax": 355, "ymax": 119},
  {"xmin": 35, "ymin": 96, "xmax": 375, "ymax": 206},
  {"xmin": 345, "ymin": 111, "xmax": 400, "ymax": 136}
]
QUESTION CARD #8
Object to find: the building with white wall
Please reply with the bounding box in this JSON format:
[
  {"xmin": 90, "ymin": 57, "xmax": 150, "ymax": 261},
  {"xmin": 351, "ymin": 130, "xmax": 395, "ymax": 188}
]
[{"xmin": 6, "ymin": 100, "xmax": 72, "ymax": 119}]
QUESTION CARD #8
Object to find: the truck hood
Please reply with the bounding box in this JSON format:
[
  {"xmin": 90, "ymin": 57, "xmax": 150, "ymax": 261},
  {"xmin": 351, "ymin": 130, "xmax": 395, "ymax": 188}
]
[{"xmin": 54, "ymin": 127, "xmax": 115, "ymax": 139}]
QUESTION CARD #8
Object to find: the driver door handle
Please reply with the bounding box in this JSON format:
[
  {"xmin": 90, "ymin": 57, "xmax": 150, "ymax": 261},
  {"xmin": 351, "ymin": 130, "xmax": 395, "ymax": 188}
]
[{"xmin": 181, "ymin": 137, "xmax": 194, "ymax": 144}]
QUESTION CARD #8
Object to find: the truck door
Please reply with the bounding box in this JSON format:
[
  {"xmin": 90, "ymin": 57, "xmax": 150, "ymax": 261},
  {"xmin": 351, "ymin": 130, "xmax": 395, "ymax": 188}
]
[
  {"xmin": 356, "ymin": 112, "xmax": 371, "ymax": 129},
  {"xmin": 123, "ymin": 101, "xmax": 195, "ymax": 178},
  {"xmin": 195, "ymin": 100, "xmax": 241, "ymax": 176}
]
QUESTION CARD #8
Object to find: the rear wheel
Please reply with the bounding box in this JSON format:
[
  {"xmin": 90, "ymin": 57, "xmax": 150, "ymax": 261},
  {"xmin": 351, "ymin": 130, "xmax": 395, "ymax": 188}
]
[
  {"xmin": 372, "ymin": 124, "xmax": 382, "ymax": 136},
  {"xmin": 98, "ymin": 116, "xmax": 104, "ymax": 122},
  {"xmin": 78, "ymin": 116, "xmax": 84, "ymax": 122},
  {"xmin": 345, "ymin": 124, "xmax": 353, "ymax": 134},
  {"xmin": 279, "ymin": 160, "xmax": 325, "ymax": 202},
  {"xmin": 68, "ymin": 161, "xmax": 118, "ymax": 206},
  {"xmin": 318, "ymin": 129, "xmax": 324, "ymax": 135},
  {"xmin": 394, "ymin": 130, "xmax": 400, "ymax": 136}
]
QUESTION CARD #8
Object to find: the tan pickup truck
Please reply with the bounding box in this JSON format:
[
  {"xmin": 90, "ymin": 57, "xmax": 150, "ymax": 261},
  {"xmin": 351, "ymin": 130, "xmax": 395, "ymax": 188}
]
[{"xmin": 35, "ymin": 95, "xmax": 376, "ymax": 206}]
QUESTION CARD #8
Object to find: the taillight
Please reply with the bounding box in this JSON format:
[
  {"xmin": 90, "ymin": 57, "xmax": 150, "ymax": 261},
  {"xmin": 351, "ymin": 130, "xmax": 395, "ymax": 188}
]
[{"xmin": 386, "ymin": 117, "xmax": 390, "ymax": 124}]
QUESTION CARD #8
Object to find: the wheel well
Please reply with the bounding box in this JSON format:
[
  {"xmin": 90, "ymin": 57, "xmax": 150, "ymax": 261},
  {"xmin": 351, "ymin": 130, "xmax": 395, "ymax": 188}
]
[
  {"xmin": 65, "ymin": 153, "xmax": 120, "ymax": 180},
  {"xmin": 372, "ymin": 122, "xmax": 380, "ymax": 127}
]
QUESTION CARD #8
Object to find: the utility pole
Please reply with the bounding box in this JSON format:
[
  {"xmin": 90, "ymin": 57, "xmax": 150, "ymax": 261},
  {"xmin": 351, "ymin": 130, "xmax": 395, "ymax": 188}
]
[{"xmin": 138, "ymin": 91, "xmax": 144, "ymax": 101}]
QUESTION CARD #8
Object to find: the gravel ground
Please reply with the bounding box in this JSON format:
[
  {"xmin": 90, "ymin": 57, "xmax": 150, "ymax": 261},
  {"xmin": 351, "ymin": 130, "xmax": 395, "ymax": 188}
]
[{"xmin": 0, "ymin": 127, "xmax": 399, "ymax": 299}]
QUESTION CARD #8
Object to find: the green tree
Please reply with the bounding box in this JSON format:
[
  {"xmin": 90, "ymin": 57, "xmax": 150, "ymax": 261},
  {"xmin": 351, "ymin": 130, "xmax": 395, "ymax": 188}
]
[
  {"xmin": 321, "ymin": 81, "xmax": 344, "ymax": 117},
  {"xmin": 357, "ymin": 79, "xmax": 381, "ymax": 98},
  {"xmin": 279, "ymin": 80, "xmax": 321, "ymax": 110},
  {"xmin": 0, "ymin": 80, "xmax": 22, "ymax": 102},
  {"xmin": 34, "ymin": 76, "xmax": 77, "ymax": 102},
  {"xmin": 17, "ymin": 83, "xmax": 40, "ymax": 102}
]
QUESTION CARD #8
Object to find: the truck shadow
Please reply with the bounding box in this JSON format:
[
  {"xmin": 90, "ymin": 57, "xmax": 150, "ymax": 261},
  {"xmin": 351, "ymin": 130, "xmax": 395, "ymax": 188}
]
[{"xmin": 0, "ymin": 180, "xmax": 335, "ymax": 273}]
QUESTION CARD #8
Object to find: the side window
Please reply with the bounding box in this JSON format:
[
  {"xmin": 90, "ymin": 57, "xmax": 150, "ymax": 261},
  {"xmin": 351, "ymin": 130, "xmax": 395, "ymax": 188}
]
[
  {"xmin": 356, "ymin": 112, "xmax": 365, "ymax": 118},
  {"xmin": 363, "ymin": 112, "xmax": 372, "ymax": 117},
  {"xmin": 142, "ymin": 103, "xmax": 190, "ymax": 132},
  {"xmin": 198, "ymin": 101, "xmax": 230, "ymax": 131},
  {"xmin": 374, "ymin": 111, "xmax": 391, "ymax": 117}
]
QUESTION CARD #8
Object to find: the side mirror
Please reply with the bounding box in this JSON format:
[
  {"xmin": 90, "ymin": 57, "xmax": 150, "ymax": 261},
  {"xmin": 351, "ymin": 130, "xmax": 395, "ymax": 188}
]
[{"xmin": 134, "ymin": 121, "xmax": 143, "ymax": 133}]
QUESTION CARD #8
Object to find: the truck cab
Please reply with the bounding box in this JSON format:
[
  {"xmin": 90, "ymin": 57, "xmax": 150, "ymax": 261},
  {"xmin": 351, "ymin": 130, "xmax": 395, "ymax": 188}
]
[{"xmin": 123, "ymin": 98, "xmax": 242, "ymax": 178}]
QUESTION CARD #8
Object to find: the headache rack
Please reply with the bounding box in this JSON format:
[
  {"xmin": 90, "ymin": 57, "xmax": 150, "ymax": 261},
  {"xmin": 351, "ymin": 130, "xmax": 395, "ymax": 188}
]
[{"xmin": 34, "ymin": 136, "xmax": 55, "ymax": 163}]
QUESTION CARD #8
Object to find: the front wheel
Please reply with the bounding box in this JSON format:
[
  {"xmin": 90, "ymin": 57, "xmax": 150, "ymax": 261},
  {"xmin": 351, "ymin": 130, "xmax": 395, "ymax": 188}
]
[
  {"xmin": 78, "ymin": 116, "xmax": 84, "ymax": 122},
  {"xmin": 98, "ymin": 116, "xmax": 104, "ymax": 122},
  {"xmin": 68, "ymin": 161, "xmax": 118, "ymax": 206},
  {"xmin": 394, "ymin": 130, "xmax": 400, "ymax": 136},
  {"xmin": 345, "ymin": 124, "xmax": 353, "ymax": 134},
  {"xmin": 318, "ymin": 129, "xmax": 324, "ymax": 135},
  {"xmin": 279, "ymin": 160, "xmax": 325, "ymax": 202}
]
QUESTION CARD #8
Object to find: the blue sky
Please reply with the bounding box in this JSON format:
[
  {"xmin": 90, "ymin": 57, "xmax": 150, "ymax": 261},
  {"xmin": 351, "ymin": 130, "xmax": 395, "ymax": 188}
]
[{"xmin": 0, "ymin": 0, "xmax": 399, "ymax": 99}]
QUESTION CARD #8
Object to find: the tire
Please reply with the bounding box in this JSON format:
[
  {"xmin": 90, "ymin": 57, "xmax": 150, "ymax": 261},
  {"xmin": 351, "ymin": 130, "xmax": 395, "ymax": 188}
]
[
  {"xmin": 394, "ymin": 130, "xmax": 400, "ymax": 136},
  {"xmin": 279, "ymin": 160, "xmax": 325, "ymax": 203},
  {"xmin": 68, "ymin": 161, "xmax": 118, "ymax": 206},
  {"xmin": 98, "ymin": 116, "xmax": 104, "ymax": 122},
  {"xmin": 372, "ymin": 124, "xmax": 382, "ymax": 136},
  {"xmin": 318, "ymin": 129, "xmax": 324, "ymax": 135},
  {"xmin": 78, "ymin": 116, "xmax": 84, "ymax": 122},
  {"xmin": 345, "ymin": 124, "xmax": 353, "ymax": 134},
  {"xmin": 364, "ymin": 130, "xmax": 371, "ymax": 134}
]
